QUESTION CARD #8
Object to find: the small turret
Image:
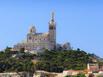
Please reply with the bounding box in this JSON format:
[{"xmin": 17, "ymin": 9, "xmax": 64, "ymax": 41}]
[
  {"xmin": 29, "ymin": 25, "xmax": 36, "ymax": 34},
  {"xmin": 27, "ymin": 25, "xmax": 36, "ymax": 43}
]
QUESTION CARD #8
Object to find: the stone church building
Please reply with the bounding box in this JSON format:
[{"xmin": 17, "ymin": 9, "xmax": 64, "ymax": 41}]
[{"xmin": 13, "ymin": 12, "xmax": 56, "ymax": 52}]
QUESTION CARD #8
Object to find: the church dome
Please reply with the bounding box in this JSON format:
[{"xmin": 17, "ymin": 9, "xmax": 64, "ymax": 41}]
[{"xmin": 29, "ymin": 25, "xmax": 36, "ymax": 34}]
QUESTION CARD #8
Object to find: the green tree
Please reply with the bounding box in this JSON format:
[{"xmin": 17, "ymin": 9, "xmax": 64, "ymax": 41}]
[
  {"xmin": 76, "ymin": 73, "xmax": 86, "ymax": 77},
  {"xmin": 37, "ymin": 49, "xmax": 90, "ymax": 72}
]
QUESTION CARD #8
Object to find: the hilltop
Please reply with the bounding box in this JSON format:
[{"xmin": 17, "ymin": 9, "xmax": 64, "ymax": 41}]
[{"xmin": 0, "ymin": 47, "xmax": 102, "ymax": 73}]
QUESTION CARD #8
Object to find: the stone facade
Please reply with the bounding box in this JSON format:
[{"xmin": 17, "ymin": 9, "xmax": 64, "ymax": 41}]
[{"xmin": 13, "ymin": 12, "xmax": 56, "ymax": 52}]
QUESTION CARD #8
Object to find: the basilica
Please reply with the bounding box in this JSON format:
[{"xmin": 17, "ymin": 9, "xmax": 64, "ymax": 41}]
[{"xmin": 13, "ymin": 12, "xmax": 56, "ymax": 52}]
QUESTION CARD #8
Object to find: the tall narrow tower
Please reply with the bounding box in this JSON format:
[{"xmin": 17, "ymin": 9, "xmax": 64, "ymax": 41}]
[{"xmin": 49, "ymin": 12, "xmax": 56, "ymax": 50}]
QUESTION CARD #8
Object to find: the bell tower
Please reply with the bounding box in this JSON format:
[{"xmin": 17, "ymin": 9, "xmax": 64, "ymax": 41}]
[{"xmin": 49, "ymin": 12, "xmax": 56, "ymax": 49}]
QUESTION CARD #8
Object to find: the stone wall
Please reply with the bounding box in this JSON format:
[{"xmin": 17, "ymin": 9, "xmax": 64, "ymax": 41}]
[{"xmin": 0, "ymin": 72, "xmax": 32, "ymax": 77}]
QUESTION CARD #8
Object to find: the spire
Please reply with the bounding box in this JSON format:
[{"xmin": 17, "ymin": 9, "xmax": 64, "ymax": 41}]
[
  {"xmin": 51, "ymin": 11, "xmax": 55, "ymax": 22},
  {"xmin": 49, "ymin": 11, "xmax": 56, "ymax": 29}
]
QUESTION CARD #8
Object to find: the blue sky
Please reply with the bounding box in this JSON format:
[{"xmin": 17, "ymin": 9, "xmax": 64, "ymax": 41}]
[{"xmin": 0, "ymin": 0, "xmax": 103, "ymax": 57}]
